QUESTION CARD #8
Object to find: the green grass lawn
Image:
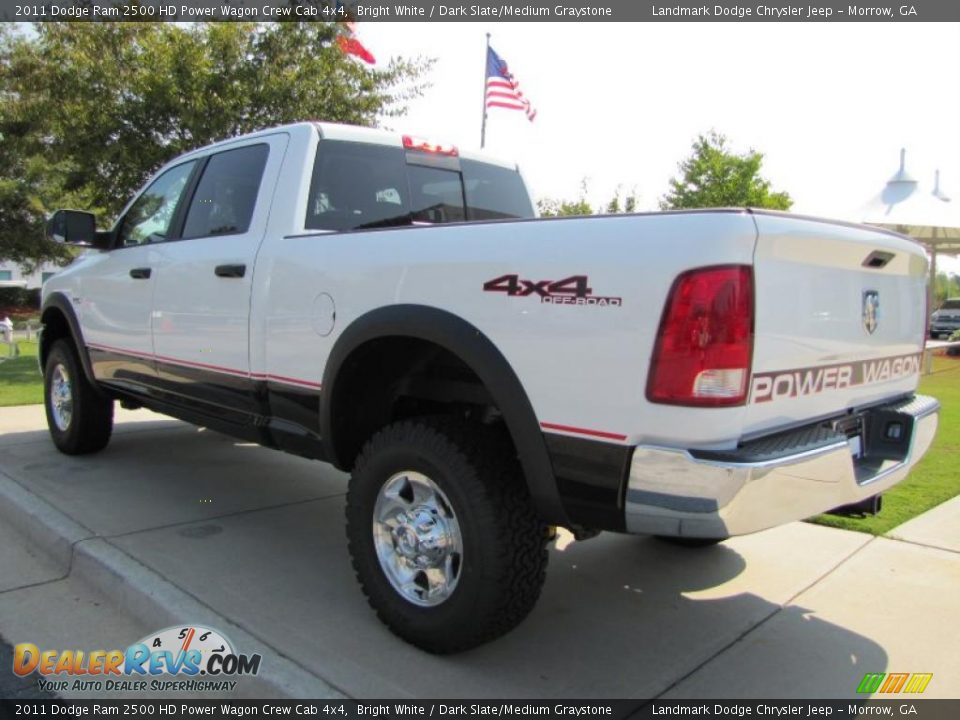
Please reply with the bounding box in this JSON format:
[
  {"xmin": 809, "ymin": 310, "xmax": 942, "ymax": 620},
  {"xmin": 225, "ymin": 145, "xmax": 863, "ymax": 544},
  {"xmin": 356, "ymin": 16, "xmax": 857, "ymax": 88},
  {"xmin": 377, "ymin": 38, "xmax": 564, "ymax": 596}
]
[
  {"xmin": 810, "ymin": 354, "xmax": 960, "ymax": 535},
  {"xmin": 0, "ymin": 340, "xmax": 42, "ymax": 407}
]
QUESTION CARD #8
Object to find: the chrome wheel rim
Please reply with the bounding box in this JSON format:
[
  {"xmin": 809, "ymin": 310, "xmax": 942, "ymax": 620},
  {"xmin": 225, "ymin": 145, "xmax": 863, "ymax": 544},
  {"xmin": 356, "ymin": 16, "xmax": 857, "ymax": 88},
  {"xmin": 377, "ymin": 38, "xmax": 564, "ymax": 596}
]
[
  {"xmin": 49, "ymin": 363, "xmax": 73, "ymax": 432},
  {"xmin": 373, "ymin": 471, "xmax": 463, "ymax": 607}
]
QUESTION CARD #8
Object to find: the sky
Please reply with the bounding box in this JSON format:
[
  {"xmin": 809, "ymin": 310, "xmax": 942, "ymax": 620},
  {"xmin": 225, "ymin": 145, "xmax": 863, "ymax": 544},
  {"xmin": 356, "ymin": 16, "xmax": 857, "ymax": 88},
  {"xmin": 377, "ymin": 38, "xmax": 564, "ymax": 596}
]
[{"xmin": 359, "ymin": 22, "xmax": 960, "ymax": 270}]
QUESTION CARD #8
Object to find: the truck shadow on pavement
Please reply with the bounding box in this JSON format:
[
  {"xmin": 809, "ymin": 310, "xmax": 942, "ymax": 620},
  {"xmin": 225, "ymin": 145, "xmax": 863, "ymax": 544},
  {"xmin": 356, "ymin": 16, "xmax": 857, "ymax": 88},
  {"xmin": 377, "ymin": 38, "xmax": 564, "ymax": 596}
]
[{"xmin": 0, "ymin": 420, "xmax": 889, "ymax": 699}]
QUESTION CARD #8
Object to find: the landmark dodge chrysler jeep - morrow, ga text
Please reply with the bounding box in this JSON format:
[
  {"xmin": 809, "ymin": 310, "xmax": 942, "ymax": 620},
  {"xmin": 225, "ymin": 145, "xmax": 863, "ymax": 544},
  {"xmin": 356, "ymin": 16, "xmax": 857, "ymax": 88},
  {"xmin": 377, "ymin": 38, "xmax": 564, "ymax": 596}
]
[{"xmin": 39, "ymin": 123, "xmax": 938, "ymax": 652}]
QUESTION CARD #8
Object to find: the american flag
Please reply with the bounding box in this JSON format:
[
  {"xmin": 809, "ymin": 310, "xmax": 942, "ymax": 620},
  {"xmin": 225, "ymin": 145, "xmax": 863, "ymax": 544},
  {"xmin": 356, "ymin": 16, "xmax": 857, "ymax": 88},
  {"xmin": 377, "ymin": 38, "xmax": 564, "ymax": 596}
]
[{"xmin": 485, "ymin": 46, "xmax": 536, "ymax": 122}]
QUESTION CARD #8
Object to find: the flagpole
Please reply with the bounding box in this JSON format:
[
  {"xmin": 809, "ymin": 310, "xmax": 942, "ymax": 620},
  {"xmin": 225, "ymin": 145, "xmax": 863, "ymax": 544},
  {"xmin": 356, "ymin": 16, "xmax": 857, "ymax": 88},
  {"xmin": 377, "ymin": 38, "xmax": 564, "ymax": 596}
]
[{"xmin": 480, "ymin": 32, "xmax": 490, "ymax": 149}]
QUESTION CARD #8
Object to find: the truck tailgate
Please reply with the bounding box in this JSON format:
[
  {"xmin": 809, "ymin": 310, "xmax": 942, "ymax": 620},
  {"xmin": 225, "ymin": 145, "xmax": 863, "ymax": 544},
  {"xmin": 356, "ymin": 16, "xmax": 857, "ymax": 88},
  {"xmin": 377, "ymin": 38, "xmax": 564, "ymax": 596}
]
[{"xmin": 746, "ymin": 212, "xmax": 928, "ymax": 438}]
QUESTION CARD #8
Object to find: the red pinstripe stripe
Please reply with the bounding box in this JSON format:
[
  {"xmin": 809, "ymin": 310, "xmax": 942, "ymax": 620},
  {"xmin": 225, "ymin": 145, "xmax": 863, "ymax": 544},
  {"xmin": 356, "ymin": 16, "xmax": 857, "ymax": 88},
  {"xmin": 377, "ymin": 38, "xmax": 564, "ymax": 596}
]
[
  {"xmin": 88, "ymin": 342, "xmax": 152, "ymax": 361},
  {"xmin": 154, "ymin": 352, "xmax": 250, "ymax": 378},
  {"xmin": 255, "ymin": 372, "xmax": 323, "ymax": 390},
  {"xmin": 539, "ymin": 422, "xmax": 627, "ymax": 442},
  {"xmin": 87, "ymin": 343, "xmax": 322, "ymax": 391}
]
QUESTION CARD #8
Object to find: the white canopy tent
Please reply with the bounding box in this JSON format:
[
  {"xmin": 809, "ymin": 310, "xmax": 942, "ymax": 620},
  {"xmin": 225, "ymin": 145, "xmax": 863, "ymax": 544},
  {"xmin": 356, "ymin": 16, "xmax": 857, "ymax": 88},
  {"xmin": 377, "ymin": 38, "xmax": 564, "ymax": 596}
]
[{"xmin": 861, "ymin": 149, "xmax": 960, "ymax": 305}]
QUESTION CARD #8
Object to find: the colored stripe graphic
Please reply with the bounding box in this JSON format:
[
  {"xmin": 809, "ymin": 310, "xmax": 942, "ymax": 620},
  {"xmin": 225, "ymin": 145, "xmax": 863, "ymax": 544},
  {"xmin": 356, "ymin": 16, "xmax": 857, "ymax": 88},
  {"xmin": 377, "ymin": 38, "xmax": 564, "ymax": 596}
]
[
  {"xmin": 880, "ymin": 673, "xmax": 909, "ymax": 693},
  {"xmin": 903, "ymin": 674, "xmax": 933, "ymax": 694},
  {"xmin": 539, "ymin": 422, "xmax": 627, "ymax": 442},
  {"xmin": 857, "ymin": 673, "xmax": 886, "ymax": 694},
  {"xmin": 857, "ymin": 672, "xmax": 932, "ymax": 695},
  {"xmin": 86, "ymin": 343, "xmax": 322, "ymax": 390}
]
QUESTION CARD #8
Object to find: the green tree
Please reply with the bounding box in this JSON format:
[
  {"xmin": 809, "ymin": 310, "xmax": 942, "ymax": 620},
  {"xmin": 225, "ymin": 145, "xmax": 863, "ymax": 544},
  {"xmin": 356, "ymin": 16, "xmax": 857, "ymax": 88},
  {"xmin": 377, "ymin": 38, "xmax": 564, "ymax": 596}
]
[
  {"xmin": 604, "ymin": 185, "xmax": 639, "ymax": 214},
  {"xmin": 538, "ymin": 178, "xmax": 593, "ymax": 217},
  {"xmin": 659, "ymin": 131, "xmax": 792, "ymax": 211},
  {"xmin": 538, "ymin": 180, "xmax": 640, "ymax": 218},
  {"xmin": 0, "ymin": 22, "xmax": 430, "ymax": 269},
  {"xmin": 934, "ymin": 271, "xmax": 960, "ymax": 305},
  {"xmin": 537, "ymin": 197, "xmax": 594, "ymax": 217}
]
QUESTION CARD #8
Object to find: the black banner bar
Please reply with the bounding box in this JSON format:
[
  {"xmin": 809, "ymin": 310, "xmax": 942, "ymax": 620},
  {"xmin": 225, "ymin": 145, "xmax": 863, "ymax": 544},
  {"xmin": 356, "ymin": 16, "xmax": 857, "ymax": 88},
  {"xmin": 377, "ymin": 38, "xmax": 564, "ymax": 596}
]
[
  {"xmin": 0, "ymin": 0, "xmax": 956, "ymax": 23},
  {"xmin": 3, "ymin": 701, "xmax": 960, "ymax": 720}
]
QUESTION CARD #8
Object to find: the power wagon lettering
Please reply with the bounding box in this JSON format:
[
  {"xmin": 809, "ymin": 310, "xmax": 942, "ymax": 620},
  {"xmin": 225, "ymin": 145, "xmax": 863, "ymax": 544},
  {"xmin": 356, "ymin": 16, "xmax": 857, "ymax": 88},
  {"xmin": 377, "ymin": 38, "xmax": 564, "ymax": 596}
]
[
  {"xmin": 751, "ymin": 353, "xmax": 922, "ymax": 403},
  {"xmin": 482, "ymin": 274, "xmax": 622, "ymax": 307}
]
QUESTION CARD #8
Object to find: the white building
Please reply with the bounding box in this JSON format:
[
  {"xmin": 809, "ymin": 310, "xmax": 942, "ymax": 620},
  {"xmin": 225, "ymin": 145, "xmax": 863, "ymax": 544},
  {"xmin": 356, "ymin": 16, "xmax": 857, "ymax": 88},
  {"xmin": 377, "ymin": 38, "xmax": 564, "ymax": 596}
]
[{"xmin": 0, "ymin": 260, "xmax": 65, "ymax": 289}]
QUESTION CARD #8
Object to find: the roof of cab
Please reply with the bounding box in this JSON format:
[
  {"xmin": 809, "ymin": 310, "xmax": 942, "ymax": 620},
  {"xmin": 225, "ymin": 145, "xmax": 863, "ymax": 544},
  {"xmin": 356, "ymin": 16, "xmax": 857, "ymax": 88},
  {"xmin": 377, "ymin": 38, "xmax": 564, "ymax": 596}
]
[
  {"xmin": 172, "ymin": 121, "xmax": 518, "ymax": 171},
  {"xmin": 173, "ymin": 121, "xmax": 316, "ymax": 162},
  {"xmin": 315, "ymin": 121, "xmax": 518, "ymax": 170}
]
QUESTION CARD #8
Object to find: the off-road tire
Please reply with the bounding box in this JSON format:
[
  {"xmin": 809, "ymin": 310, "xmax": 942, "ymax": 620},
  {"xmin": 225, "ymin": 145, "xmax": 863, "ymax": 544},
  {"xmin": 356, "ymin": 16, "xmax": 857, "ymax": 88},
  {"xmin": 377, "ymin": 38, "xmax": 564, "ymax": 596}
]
[
  {"xmin": 44, "ymin": 339, "xmax": 113, "ymax": 455},
  {"xmin": 346, "ymin": 418, "xmax": 549, "ymax": 653}
]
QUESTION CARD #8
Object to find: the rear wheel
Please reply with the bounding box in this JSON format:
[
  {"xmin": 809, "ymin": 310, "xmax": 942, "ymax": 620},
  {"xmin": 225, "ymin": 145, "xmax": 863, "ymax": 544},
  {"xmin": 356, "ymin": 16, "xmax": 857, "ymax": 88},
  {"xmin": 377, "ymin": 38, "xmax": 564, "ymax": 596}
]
[
  {"xmin": 44, "ymin": 339, "xmax": 113, "ymax": 455},
  {"xmin": 346, "ymin": 418, "xmax": 549, "ymax": 653}
]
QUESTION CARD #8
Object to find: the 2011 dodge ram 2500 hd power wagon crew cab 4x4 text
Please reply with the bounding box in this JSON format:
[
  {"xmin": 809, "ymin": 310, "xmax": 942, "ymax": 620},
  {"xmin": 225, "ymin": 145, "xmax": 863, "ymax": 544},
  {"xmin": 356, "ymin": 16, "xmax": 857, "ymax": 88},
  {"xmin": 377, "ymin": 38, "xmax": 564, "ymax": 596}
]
[{"xmin": 40, "ymin": 122, "xmax": 939, "ymax": 652}]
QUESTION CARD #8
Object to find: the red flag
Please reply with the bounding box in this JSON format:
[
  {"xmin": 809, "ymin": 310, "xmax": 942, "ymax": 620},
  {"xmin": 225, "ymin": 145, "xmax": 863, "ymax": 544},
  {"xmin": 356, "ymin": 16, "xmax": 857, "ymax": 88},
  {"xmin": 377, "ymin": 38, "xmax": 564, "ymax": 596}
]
[{"xmin": 338, "ymin": 24, "xmax": 375, "ymax": 65}]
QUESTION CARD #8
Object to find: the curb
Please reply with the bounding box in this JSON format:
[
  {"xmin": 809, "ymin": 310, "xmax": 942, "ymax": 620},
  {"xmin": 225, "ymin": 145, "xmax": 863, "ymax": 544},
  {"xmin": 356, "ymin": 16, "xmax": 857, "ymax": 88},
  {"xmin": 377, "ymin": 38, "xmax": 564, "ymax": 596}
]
[
  {"xmin": 0, "ymin": 469, "xmax": 346, "ymax": 700},
  {"xmin": 0, "ymin": 467, "xmax": 90, "ymax": 570}
]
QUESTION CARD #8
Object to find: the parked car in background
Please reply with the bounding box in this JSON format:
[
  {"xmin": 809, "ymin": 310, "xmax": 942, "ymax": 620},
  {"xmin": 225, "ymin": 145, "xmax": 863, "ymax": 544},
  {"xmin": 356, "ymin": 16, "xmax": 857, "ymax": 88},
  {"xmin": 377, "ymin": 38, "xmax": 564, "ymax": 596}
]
[{"xmin": 930, "ymin": 298, "xmax": 960, "ymax": 338}]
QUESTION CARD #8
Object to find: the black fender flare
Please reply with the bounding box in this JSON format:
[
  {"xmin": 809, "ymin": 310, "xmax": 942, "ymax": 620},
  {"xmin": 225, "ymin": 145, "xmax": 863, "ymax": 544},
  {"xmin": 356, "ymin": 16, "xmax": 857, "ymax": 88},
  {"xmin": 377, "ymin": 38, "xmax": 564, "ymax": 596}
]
[
  {"xmin": 320, "ymin": 304, "xmax": 569, "ymax": 526},
  {"xmin": 40, "ymin": 292, "xmax": 102, "ymax": 393}
]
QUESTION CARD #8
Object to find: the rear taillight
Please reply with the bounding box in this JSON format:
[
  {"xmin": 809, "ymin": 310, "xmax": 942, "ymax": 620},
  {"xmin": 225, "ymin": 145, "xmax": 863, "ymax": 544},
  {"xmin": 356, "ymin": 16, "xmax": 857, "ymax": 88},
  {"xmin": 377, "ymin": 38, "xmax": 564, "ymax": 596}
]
[{"xmin": 647, "ymin": 265, "xmax": 754, "ymax": 407}]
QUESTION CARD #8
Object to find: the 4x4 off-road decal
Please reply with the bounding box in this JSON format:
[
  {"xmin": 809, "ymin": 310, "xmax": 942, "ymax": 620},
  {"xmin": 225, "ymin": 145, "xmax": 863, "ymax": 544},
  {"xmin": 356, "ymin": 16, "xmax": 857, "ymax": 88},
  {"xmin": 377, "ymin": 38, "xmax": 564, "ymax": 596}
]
[{"xmin": 482, "ymin": 274, "xmax": 622, "ymax": 307}]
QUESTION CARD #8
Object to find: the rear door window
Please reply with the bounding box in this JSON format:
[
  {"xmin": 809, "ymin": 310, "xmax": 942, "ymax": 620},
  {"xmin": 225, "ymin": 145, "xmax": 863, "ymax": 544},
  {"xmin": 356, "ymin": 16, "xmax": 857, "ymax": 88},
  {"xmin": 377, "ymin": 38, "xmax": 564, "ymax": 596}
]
[
  {"xmin": 306, "ymin": 141, "xmax": 410, "ymax": 231},
  {"xmin": 304, "ymin": 140, "xmax": 534, "ymax": 232},
  {"xmin": 182, "ymin": 144, "xmax": 269, "ymax": 239}
]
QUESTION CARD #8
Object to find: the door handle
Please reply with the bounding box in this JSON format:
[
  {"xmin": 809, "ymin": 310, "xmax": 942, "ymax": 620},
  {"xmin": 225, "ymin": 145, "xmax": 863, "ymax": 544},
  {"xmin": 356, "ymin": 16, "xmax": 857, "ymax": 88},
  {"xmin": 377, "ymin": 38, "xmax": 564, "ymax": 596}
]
[
  {"xmin": 129, "ymin": 267, "xmax": 151, "ymax": 279},
  {"xmin": 215, "ymin": 264, "xmax": 246, "ymax": 278}
]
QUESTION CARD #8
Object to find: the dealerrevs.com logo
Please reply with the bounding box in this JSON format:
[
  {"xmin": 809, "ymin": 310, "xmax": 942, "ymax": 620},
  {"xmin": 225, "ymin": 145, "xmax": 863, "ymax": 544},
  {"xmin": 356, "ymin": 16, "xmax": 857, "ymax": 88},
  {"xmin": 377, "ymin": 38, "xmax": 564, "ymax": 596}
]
[{"xmin": 13, "ymin": 625, "xmax": 261, "ymax": 694}]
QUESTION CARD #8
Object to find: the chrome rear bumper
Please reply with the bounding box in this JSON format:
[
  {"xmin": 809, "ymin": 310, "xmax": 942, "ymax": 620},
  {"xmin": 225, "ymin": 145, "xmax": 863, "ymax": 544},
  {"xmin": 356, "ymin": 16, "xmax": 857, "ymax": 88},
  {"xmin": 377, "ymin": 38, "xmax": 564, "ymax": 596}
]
[{"xmin": 625, "ymin": 395, "xmax": 939, "ymax": 539}]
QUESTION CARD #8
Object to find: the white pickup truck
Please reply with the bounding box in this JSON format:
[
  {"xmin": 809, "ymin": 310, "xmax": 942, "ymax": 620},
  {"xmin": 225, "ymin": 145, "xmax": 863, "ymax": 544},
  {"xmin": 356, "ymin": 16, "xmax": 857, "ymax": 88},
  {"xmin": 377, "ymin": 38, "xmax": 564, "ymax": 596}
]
[{"xmin": 40, "ymin": 122, "xmax": 938, "ymax": 653}]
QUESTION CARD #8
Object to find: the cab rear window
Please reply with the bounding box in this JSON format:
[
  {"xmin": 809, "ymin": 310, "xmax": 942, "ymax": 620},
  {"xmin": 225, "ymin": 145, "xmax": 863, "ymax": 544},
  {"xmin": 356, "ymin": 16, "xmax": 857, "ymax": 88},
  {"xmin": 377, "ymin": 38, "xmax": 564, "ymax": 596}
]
[{"xmin": 304, "ymin": 140, "xmax": 533, "ymax": 231}]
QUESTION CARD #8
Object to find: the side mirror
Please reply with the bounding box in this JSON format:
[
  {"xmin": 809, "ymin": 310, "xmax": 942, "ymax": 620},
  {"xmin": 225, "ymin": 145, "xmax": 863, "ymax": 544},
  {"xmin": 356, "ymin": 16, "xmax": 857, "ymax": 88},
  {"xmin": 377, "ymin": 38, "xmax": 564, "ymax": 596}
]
[{"xmin": 46, "ymin": 209, "xmax": 98, "ymax": 246}]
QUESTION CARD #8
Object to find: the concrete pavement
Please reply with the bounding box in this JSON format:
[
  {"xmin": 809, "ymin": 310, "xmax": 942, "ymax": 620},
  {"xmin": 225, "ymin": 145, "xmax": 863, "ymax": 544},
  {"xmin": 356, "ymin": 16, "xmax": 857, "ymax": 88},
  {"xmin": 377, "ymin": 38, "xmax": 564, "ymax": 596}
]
[
  {"xmin": 888, "ymin": 495, "xmax": 960, "ymax": 554},
  {"xmin": 0, "ymin": 405, "xmax": 958, "ymax": 699}
]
